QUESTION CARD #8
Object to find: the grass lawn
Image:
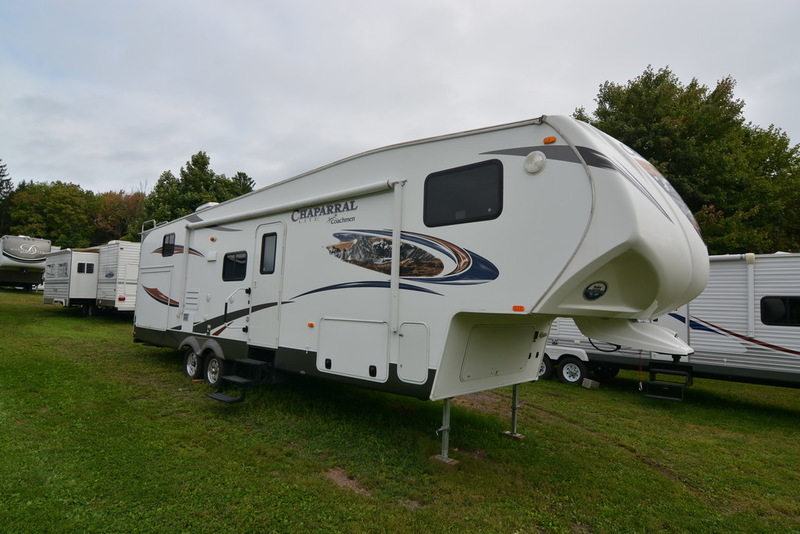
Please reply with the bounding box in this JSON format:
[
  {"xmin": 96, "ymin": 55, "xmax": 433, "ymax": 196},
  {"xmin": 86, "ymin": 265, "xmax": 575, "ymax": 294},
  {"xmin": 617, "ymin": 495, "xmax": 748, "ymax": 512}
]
[{"xmin": 1, "ymin": 289, "xmax": 799, "ymax": 533}]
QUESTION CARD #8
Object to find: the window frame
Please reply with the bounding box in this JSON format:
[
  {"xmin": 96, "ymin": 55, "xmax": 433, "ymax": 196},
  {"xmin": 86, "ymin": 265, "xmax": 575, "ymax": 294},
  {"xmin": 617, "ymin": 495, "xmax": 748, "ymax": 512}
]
[
  {"xmin": 260, "ymin": 233, "xmax": 278, "ymax": 275},
  {"xmin": 162, "ymin": 233, "xmax": 176, "ymax": 257},
  {"xmin": 423, "ymin": 159, "xmax": 503, "ymax": 228},
  {"xmin": 760, "ymin": 296, "xmax": 800, "ymax": 327},
  {"xmin": 222, "ymin": 251, "xmax": 248, "ymax": 282}
]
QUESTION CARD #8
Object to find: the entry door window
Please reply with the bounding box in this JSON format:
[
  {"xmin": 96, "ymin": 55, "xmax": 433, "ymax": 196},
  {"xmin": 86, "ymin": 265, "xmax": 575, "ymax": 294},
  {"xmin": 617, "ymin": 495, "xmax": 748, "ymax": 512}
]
[{"xmin": 260, "ymin": 233, "xmax": 278, "ymax": 274}]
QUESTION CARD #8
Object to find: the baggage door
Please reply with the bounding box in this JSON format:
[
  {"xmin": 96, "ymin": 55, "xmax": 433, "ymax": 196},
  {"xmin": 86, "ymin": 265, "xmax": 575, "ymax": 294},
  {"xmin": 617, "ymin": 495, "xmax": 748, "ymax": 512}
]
[
  {"xmin": 249, "ymin": 223, "xmax": 285, "ymax": 348},
  {"xmin": 136, "ymin": 267, "xmax": 174, "ymax": 330}
]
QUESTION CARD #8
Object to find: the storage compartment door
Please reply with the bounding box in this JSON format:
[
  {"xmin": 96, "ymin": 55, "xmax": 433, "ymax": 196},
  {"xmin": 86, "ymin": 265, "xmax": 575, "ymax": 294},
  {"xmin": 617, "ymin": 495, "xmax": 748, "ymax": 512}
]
[
  {"xmin": 318, "ymin": 318, "xmax": 389, "ymax": 382},
  {"xmin": 136, "ymin": 268, "xmax": 175, "ymax": 330}
]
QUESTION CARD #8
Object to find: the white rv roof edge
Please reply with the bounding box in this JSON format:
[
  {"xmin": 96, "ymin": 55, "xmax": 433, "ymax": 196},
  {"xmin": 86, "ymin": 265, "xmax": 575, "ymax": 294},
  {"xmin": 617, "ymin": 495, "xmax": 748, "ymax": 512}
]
[
  {"xmin": 204, "ymin": 116, "xmax": 549, "ymax": 209},
  {"xmin": 265, "ymin": 115, "xmax": 549, "ymax": 189},
  {"xmin": 161, "ymin": 116, "xmax": 550, "ymax": 232}
]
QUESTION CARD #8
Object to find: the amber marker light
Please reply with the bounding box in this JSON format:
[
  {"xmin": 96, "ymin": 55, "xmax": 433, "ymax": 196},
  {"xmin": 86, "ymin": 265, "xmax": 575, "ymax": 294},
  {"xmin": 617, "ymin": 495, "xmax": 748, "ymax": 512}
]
[
  {"xmin": 210, "ymin": 237, "xmax": 217, "ymax": 242},
  {"xmin": 543, "ymin": 136, "xmax": 556, "ymax": 144},
  {"xmin": 512, "ymin": 305, "xmax": 525, "ymax": 312},
  {"xmin": 307, "ymin": 322, "xmax": 315, "ymax": 328}
]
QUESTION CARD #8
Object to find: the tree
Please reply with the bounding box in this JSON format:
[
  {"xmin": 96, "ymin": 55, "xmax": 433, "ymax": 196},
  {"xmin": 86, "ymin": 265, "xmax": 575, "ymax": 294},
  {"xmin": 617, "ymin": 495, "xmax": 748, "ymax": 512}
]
[
  {"xmin": 8, "ymin": 181, "xmax": 97, "ymax": 248},
  {"xmin": 0, "ymin": 159, "xmax": 13, "ymax": 234},
  {"xmin": 576, "ymin": 66, "xmax": 800, "ymax": 254},
  {"xmin": 93, "ymin": 189, "xmax": 146, "ymax": 244},
  {"xmin": 142, "ymin": 151, "xmax": 255, "ymax": 227}
]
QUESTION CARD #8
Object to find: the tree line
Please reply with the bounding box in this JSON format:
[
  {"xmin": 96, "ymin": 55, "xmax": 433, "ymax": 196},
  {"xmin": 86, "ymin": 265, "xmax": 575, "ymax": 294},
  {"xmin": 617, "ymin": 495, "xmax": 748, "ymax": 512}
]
[
  {"xmin": 0, "ymin": 152, "xmax": 254, "ymax": 248},
  {"xmin": 2, "ymin": 67, "xmax": 799, "ymax": 254}
]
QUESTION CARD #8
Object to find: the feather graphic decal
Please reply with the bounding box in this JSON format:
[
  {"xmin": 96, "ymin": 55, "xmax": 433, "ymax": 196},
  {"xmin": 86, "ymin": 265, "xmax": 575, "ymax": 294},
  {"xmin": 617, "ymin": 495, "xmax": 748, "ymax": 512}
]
[
  {"xmin": 151, "ymin": 245, "xmax": 204, "ymax": 257},
  {"xmin": 143, "ymin": 286, "xmax": 180, "ymax": 307},
  {"xmin": 326, "ymin": 230, "xmax": 498, "ymax": 285}
]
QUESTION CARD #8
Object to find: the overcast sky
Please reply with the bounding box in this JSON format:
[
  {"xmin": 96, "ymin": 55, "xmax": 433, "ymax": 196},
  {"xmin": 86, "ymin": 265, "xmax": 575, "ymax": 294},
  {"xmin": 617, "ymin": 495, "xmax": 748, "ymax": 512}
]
[{"xmin": 1, "ymin": 0, "xmax": 798, "ymax": 194}]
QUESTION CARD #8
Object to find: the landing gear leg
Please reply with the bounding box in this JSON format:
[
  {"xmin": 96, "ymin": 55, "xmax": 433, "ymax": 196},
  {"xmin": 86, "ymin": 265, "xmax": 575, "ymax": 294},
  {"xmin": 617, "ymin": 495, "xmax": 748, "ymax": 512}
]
[
  {"xmin": 500, "ymin": 384, "xmax": 526, "ymax": 440},
  {"xmin": 432, "ymin": 398, "xmax": 459, "ymax": 466}
]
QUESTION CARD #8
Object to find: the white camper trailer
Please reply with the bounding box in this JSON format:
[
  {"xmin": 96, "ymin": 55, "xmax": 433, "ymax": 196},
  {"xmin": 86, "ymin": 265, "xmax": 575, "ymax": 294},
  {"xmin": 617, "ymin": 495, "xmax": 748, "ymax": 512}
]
[
  {"xmin": 0, "ymin": 235, "xmax": 53, "ymax": 289},
  {"xmin": 97, "ymin": 240, "xmax": 141, "ymax": 312},
  {"xmin": 546, "ymin": 253, "xmax": 800, "ymax": 396},
  {"xmin": 133, "ymin": 114, "xmax": 707, "ymax": 413},
  {"xmin": 43, "ymin": 248, "xmax": 100, "ymax": 312}
]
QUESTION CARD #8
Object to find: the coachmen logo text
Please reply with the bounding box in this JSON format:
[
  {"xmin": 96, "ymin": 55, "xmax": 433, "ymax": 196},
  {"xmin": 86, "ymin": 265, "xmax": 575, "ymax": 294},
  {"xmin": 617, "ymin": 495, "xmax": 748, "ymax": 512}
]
[{"xmin": 292, "ymin": 200, "xmax": 358, "ymax": 224}]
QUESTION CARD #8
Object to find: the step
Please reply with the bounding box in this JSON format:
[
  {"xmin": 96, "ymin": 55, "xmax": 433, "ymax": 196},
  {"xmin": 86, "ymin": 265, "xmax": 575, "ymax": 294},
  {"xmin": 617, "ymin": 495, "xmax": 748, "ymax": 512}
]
[
  {"xmin": 645, "ymin": 382, "xmax": 686, "ymax": 401},
  {"xmin": 644, "ymin": 392, "xmax": 684, "ymax": 402},
  {"xmin": 235, "ymin": 357, "xmax": 271, "ymax": 368},
  {"xmin": 222, "ymin": 374, "xmax": 257, "ymax": 387},
  {"xmin": 648, "ymin": 365, "xmax": 693, "ymax": 386},
  {"xmin": 648, "ymin": 380, "xmax": 689, "ymax": 388},
  {"xmin": 206, "ymin": 391, "xmax": 245, "ymax": 404}
]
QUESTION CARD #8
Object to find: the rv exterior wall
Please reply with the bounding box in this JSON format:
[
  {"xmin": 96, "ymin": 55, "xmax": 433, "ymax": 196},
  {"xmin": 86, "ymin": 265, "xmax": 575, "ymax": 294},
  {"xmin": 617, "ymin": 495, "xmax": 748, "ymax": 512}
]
[
  {"xmin": 97, "ymin": 241, "xmax": 141, "ymax": 311},
  {"xmin": 43, "ymin": 249, "xmax": 100, "ymax": 306}
]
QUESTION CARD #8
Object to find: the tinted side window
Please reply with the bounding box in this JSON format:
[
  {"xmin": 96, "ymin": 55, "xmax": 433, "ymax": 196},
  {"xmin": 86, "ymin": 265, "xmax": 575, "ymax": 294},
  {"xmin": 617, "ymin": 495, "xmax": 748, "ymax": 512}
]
[
  {"xmin": 162, "ymin": 233, "xmax": 176, "ymax": 257},
  {"xmin": 424, "ymin": 160, "xmax": 503, "ymax": 227},
  {"xmin": 77, "ymin": 263, "xmax": 86, "ymax": 274},
  {"xmin": 260, "ymin": 233, "xmax": 277, "ymax": 275},
  {"xmin": 761, "ymin": 296, "xmax": 800, "ymax": 326},
  {"xmin": 223, "ymin": 251, "xmax": 248, "ymax": 281},
  {"xmin": 86, "ymin": 263, "xmax": 94, "ymax": 274}
]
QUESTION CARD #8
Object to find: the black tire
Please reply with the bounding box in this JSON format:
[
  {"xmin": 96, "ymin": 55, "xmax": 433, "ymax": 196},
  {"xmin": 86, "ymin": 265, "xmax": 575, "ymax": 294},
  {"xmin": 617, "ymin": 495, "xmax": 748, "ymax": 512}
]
[
  {"xmin": 183, "ymin": 348, "xmax": 204, "ymax": 379},
  {"xmin": 205, "ymin": 355, "xmax": 229, "ymax": 387},
  {"xmin": 538, "ymin": 355, "xmax": 554, "ymax": 380},
  {"xmin": 557, "ymin": 356, "xmax": 587, "ymax": 385}
]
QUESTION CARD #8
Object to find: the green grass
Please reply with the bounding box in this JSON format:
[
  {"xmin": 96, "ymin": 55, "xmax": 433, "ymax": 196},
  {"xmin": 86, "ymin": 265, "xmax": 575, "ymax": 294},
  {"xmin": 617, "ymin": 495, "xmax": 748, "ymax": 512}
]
[{"xmin": 1, "ymin": 289, "xmax": 799, "ymax": 533}]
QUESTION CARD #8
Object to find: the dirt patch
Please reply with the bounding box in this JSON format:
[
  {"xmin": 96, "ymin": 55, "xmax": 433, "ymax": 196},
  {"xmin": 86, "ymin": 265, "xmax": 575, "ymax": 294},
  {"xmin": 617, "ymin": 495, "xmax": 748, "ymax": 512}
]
[
  {"xmin": 398, "ymin": 499, "xmax": 422, "ymax": 510},
  {"xmin": 451, "ymin": 390, "xmax": 511, "ymax": 418},
  {"xmin": 324, "ymin": 467, "xmax": 372, "ymax": 497}
]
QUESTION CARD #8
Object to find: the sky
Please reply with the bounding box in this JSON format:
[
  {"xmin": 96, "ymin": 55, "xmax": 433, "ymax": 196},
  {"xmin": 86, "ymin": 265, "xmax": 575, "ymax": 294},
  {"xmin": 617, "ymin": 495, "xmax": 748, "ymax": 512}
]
[{"xmin": 1, "ymin": 0, "xmax": 799, "ymax": 194}]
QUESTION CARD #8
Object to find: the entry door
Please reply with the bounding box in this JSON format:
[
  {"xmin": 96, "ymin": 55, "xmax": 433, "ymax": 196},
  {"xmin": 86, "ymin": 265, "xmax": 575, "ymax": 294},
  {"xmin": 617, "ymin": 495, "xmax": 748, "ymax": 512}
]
[{"xmin": 249, "ymin": 223, "xmax": 285, "ymax": 348}]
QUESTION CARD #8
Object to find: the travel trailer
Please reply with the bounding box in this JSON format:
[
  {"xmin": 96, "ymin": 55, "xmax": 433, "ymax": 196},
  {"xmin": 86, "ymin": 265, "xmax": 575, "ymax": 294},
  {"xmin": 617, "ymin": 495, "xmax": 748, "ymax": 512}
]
[
  {"xmin": 133, "ymin": 114, "xmax": 707, "ymax": 416},
  {"xmin": 43, "ymin": 248, "xmax": 101, "ymax": 313},
  {"xmin": 43, "ymin": 241, "xmax": 141, "ymax": 314},
  {"xmin": 0, "ymin": 235, "xmax": 53, "ymax": 289},
  {"xmin": 545, "ymin": 253, "xmax": 800, "ymax": 397},
  {"xmin": 96, "ymin": 241, "xmax": 141, "ymax": 312}
]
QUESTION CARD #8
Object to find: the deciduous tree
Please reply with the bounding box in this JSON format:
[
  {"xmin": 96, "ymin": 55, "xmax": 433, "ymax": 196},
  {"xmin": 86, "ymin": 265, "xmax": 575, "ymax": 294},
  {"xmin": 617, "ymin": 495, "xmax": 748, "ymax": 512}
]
[
  {"xmin": 142, "ymin": 151, "xmax": 255, "ymax": 228},
  {"xmin": 576, "ymin": 66, "xmax": 800, "ymax": 253}
]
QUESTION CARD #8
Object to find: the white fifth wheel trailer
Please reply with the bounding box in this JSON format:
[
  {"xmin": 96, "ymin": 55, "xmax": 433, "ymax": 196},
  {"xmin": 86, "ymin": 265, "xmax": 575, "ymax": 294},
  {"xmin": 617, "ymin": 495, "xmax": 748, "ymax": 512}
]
[
  {"xmin": 545, "ymin": 253, "xmax": 800, "ymax": 398},
  {"xmin": 97, "ymin": 241, "xmax": 141, "ymax": 312},
  {"xmin": 43, "ymin": 248, "xmax": 100, "ymax": 312},
  {"xmin": 133, "ymin": 114, "xmax": 707, "ymax": 414},
  {"xmin": 0, "ymin": 235, "xmax": 54, "ymax": 289}
]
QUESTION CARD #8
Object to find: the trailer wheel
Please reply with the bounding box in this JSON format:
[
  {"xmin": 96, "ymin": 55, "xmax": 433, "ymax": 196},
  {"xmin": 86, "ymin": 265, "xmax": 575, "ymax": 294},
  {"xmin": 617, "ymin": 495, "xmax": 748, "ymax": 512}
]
[
  {"xmin": 538, "ymin": 356, "xmax": 554, "ymax": 380},
  {"xmin": 183, "ymin": 349, "xmax": 204, "ymax": 379},
  {"xmin": 205, "ymin": 355, "xmax": 229, "ymax": 387},
  {"xmin": 557, "ymin": 356, "xmax": 586, "ymax": 385}
]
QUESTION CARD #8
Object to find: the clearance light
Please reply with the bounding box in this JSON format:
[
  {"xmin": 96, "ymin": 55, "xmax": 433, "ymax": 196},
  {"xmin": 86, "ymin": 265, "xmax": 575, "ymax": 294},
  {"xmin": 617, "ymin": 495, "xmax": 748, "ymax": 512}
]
[
  {"xmin": 118, "ymin": 296, "xmax": 126, "ymax": 301},
  {"xmin": 543, "ymin": 136, "xmax": 556, "ymax": 144},
  {"xmin": 307, "ymin": 322, "xmax": 315, "ymax": 328},
  {"xmin": 512, "ymin": 305, "xmax": 525, "ymax": 312},
  {"xmin": 210, "ymin": 237, "xmax": 217, "ymax": 242}
]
